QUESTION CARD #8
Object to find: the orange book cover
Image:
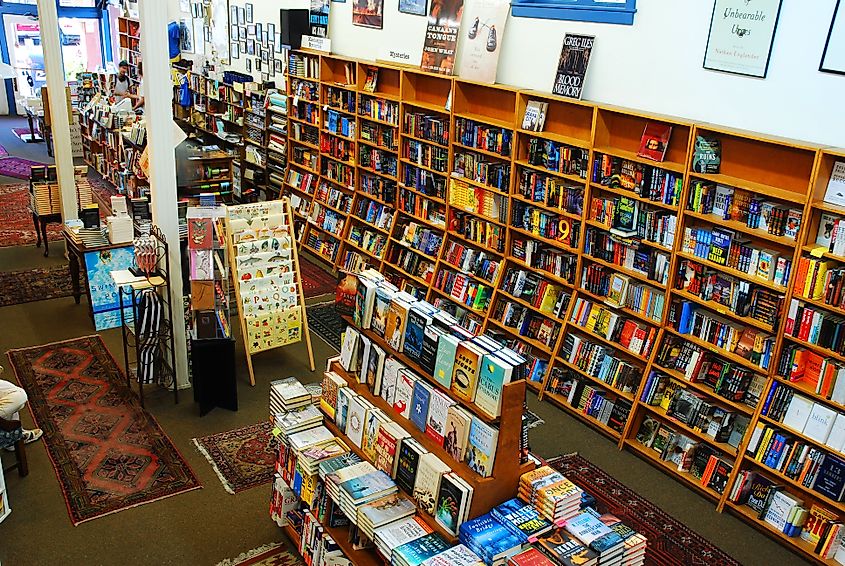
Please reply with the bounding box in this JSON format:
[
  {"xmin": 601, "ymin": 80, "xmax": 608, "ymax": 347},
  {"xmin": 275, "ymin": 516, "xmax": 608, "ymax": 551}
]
[
  {"xmin": 802, "ymin": 351, "xmax": 826, "ymax": 390},
  {"xmin": 820, "ymin": 361, "xmax": 838, "ymax": 397}
]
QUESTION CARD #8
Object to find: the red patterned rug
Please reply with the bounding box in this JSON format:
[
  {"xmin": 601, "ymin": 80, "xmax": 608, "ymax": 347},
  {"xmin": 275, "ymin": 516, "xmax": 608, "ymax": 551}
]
[
  {"xmin": 6, "ymin": 335, "xmax": 202, "ymax": 525},
  {"xmin": 0, "ymin": 183, "xmax": 63, "ymax": 247},
  {"xmin": 299, "ymin": 257, "xmax": 337, "ymax": 298},
  {"xmin": 216, "ymin": 543, "xmax": 303, "ymax": 566},
  {"xmin": 549, "ymin": 453, "xmax": 740, "ymax": 566},
  {"xmin": 0, "ymin": 264, "xmax": 74, "ymax": 307},
  {"xmin": 193, "ymin": 421, "xmax": 276, "ymax": 494},
  {"xmin": 0, "ymin": 156, "xmax": 46, "ymax": 179}
]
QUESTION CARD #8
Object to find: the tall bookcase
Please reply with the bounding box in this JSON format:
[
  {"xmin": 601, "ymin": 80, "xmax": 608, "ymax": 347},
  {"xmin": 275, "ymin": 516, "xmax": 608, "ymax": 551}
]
[{"xmin": 117, "ymin": 16, "xmax": 141, "ymax": 86}]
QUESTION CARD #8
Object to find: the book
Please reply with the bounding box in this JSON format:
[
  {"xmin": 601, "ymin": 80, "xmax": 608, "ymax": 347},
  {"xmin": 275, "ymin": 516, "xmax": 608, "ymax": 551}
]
[
  {"xmin": 336, "ymin": 387, "xmax": 356, "ymax": 433},
  {"xmin": 345, "ymin": 395, "xmax": 369, "ymax": 447},
  {"xmin": 536, "ymin": 529, "xmax": 599, "ymax": 565},
  {"xmin": 413, "ymin": 453, "xmax": 451, "ymax": 515},
  {"xmin": 392, "ymin": 533, "xmax": 450, "ymax": 565},
  {"xmin": 434, "ymin": 334, "xmax": 460, "ymax": 389},
  {"xmin": 410, "ymin": 380, "xmax": 434, "ymax": 433},
  {"xmin": 435, "ymin": 472, "xmax": 474, "ymax": 535},
  {"xmin": 452, "ymin": 341, "xmax": 485, "ymax": 403},
  {"xmin": 638, "ymin": 122, "xmax": 672, "ymax": 162},
  {"xmin": 465, "ymin": 417, "xmax": 499, "ymax": 477},
  {"xmin": 474, "ymin": 352, "xmax": 514, "ymax": 419},
  {"xmin": 444, "ymin": 405, "xmax": 472, "ymax": 462},
  {"xmin": 610, "ymin": 197, "xmax": 638, "ymax": 237},
  {"xmin": 374, "ymin": 421, "xmax": 408, "ymax": 477},
  {"xmin": 805, "ymin": 404, "xmax": 837, "ymax": 444},
  {"xmin": 405, "ymin": 301, "xmax": 436, "ymax": 363},
  {"xmin": 552, "ymin": 34, "xmax": 595, "ymax": 100},
  {"xmin": 395, "ymin": 438, "xmax": 427, "ymax": 495},
  {"xmin": 781, "ymin": 395, "xmax": 814, "ymax": 433},
  {"xmin": 493, "ymin": 497, "xmax": 554, "ymax": 541},
  {"xmin": 824, "ymin": 161, "xmax": 845, "ymax": 207},
  {"xmin": 386, "ymin": 293, "xmax": 417, "ymax": 352},
  {"xmin": 393, "ymin": 369, "xmax": 418, "ymax": 419},
  {"xmin": 814, "ymin": 454, "xmax": 845, "ymax": 502},
  {"xmin": 521, "ymin": 100, "xmax": 549, "ymax": 132},
  {"xmin": 692, "ymin": 135, "xmax": 721, "ymax": 174},
  {"xmin": 355, "ymin": 274, "xmax": 380, "ymax": 329},
  {"xmin": 425, "ymin": 389, "xmax": 454, "ymax": 445},
  {"xmin": 340, "ymin": 327, "xmax": 360, "ymax": 372},
  {"xmin": 363, "ymin": 68, "xmax": 378, "ymax": 93},
  {"xmin": 372, "ymin": 285, "xmax": 398, "ymax": 338}
]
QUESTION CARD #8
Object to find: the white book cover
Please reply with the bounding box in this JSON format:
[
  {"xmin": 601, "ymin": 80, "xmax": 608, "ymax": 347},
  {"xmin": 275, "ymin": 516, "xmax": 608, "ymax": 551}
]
[
  {"xmin": 393, "ymin": 369, "xmax": 417, "ymax": 419},
  {"xmin": 425, "ymin": 390, "xmax": 455, "ymax": 446},
  {"xmin": 288, "ymin": 426, "xmax": 333, "ymax": 451},
  {"xmin": 803, "ymin": 403, "xmax": 838, "ymax": 444},
  {"xmin": 339, "ymin": 327, "xmax": 360, "ymax": 372},
  {"xmin": 412, "ymin": 453, "xmax": 451, "ymax": 515},
  {"xmin": 817, "ymin": 213, "xmax": 842, "ymax": 249},
  {"xmin": 380, "ymin": 358, "xmax": 404, "ymax": 406},
  {"xmin": 781, "ymin": 394, "xmax": 814, "ymax": 432},
  {"xmin": 359, "ymin": 335, "xmax": 372, "ymax": 384},
  {"xmin": 346, "ymin": 396, "xmax": 369, "ymax": 448},
  {"xmin": 826, "ymin": 413, "xmax": 845, "ymax": 454},
  {"xmin": 832, "ymin": 367, "xmax": 845, "ymax": 405},
  {"xmin": 824, "ymin": 161, "xmax": 845, "ymax": 207}
]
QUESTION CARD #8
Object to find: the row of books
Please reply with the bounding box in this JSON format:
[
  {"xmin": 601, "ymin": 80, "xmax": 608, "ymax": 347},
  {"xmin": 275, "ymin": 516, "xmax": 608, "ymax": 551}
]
[
  {"xmin": 405, "ymin": 139, "xmax": 449, "ymax": 173},
  {"xmin": 570, "ymin": 296, "xmax": 658, "ymax": 358},
  {"xmin": 580, "ymin": 266, "xmax": 665, "ymax": 323},
  {"xmin": 441, "ymin": 239, "xmax": 500, "ymax": 284},
  {"xmin": 354, "ymin": 197, "xmax": 393, "ymax": 232},
  {"xmin": 349, "ymin": 269, "xmax": 529, "ymax": 416},
  {"xmin": 728, "ymin": 473, "xmax": 845, "ymax": 563},
  {"xmin": 454, "ymin": 117, "xmax": 512, "ymax": 157},
  {"xmin": 433, "ymin": 271, "xmax": 492, "ymax": 313},
  {"xmin": 516, "ymin": 168, "xmax": 584, "ymax": 215},
  {"xmin": 636, "ymin": 416, "xmax": 733, "ymax": 494},
  {"xmin": 348, "ymin": 226, "xmax": 387, "ymax": 259},
  {"xmin": 358, "ymin": 146, "xmax": 398, "ymax": 178},
  {"xmin": 360, "ymin": 171, "xmax": 397, "ymax": 203},
  {"xmin": 402, "ymin": 164, "xmax": 447, "ymax": 199},
  {"xmin": 360, "ymin": 119, "xmax": 398, "ymax": 151},
  {"xmin": 322, "ymin": 159, "xmax": 356, "ymax": 188},
  {"xmin": 640, "ymin": 372, "xmax": 748, "ymax": 448},
  {"xmin": 390, "ymin": 247, "xmax": 435, "ymax": 283},
  {"xmin": 493, "ymin": 299, "xmax": 561, "ymax": 349},
  {"xmin": 762, "ymin": 384, "xmax": 845, "ymax": 455},
  {"xmin": 452, "ymin": 151, "xmax": 511, "ymax": 192},
  {"xmin": 560, "ymin": 333, "xmax": 641, "ymax": 395},
  {"xmin": 398, "ymin": 190, "xmax": 447, "ymax": 229},
  {"xmin": 341, "ymin": 250, "xmax": 377, "ymax": 273},
  {"xmin": 589, "ymin": 196, "xmax": 677, "ymax": 249},
  {"xmin": 512, "ymin": 202, "xmax": 580, "ymax": 248},
  {"xmin": 404, "ymin": 112, "xmax": 449, "ymax": 147},
  {"xmin": 526, "ymin": 137, "xmax": 589, "ymax": 179},
  {"xmin": 396, "ymin": 221, "xmax": 444, "ymax": 258},
  {"xmin": 584, "ymin": 228, "xmax": 671, "ymax": 286},
  {"xmin": 315, "ymin": 182, "xmax": 353, "ymax": 214},
  {"xmin": 511, "ymin": 238, "xmax": 578, "ymax": 284},
  {"xmin": 793, "ymin": 258, "xmax": 835, "ymax": 301},
  {"xmin": 325, "ymin": 109, "xmax": 356, "ymax": 139},
  {"xmin": 682, "ymin": 226, "xmax": 793, "ymax": 287},
  {"xmin": 308, "ymin": 203, "xmax": 345, "ymax": 237},
  {"xmin": 655, "ymin": 336, "xmax": 764, "ymax": 408},
  {"xmin": 784, "ymin": 299, "xmax": 845, "ymax": 355},
  {"xmin": 545, "ymin": 367, "xmax": 633, "ymax": 434},
  {"xmin": 592, "ymin": 154, "xmax": 683, "ymax": 207},
  {"xmin": 449, "ymin": 180, "xmax": 509, "ymax": 224},
  {"xmin": 358, "ymin": 96, "xmax": 400, "ymax": 125},
  {"xmin": 500, "ymin": 267, "xmax": 570, "ymax": 319},
  {"xmin": 320, "ymin": 134, "xmax": 354, "ymax": 162},
  {"xmin": 777, "ymin": 344, "xmax": 845, "ymax": 402},
  {"xmin": 747, "ymin": 423, "xmax": 845, "ymax": 502},
  {"xmin": 325, "ymin": 85, "xmax": 356, "ymax": 114}
]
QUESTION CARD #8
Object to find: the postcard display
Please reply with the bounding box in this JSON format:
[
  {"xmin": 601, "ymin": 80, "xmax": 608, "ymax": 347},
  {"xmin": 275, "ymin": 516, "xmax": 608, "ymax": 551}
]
[{"xmin": 226, "ymin": 199, "xmax": 316, "ymax": 385}]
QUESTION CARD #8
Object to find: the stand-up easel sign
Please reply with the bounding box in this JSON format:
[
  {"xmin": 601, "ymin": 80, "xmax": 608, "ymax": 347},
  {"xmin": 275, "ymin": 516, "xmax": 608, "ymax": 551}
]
[{"xmin": 226, "ymin": 198, "xmax": 316, "ymax": 385}]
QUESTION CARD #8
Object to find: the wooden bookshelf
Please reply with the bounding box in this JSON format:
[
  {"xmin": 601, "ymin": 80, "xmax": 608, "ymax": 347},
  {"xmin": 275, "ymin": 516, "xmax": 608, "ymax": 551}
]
[{"xmin": 270, "ymin": 51, "xmax": 845, "ymax": 565}]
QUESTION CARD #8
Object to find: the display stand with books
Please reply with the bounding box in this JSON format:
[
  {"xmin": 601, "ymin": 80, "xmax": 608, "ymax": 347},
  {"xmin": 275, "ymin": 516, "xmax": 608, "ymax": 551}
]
[{"xmin": 225, "ymin": 199, "xmax": 315, "ymax": 386}]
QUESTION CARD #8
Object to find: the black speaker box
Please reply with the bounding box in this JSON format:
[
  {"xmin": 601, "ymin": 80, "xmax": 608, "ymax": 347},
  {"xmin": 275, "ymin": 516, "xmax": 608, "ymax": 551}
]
[
  {"xmin": 280, "ymin": 9, "xmax": 309, "ymax": 50},
  {"xmin": 191, "ymin": 337, "xmax": 237, "ymax": 415}
]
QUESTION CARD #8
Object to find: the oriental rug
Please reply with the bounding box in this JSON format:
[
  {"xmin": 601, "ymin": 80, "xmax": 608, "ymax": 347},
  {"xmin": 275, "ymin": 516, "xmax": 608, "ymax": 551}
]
[
  {"xmin": 299, "ymin": 258, "xmax": 336, "ymax": 298},
  {"xmin": 0, "ymin": 156, "xmax": 46, "ymax": 179},
  {"xmin": 0, "ymin": 183, "xmax": 62, "ymax": 247},
  {"xmin": 0, "ymin": 264, "xmax": 74, "ymax": 307},
  {"xmin": 549, "ymin": 453, "xmax": 741, "ymax": 566},
  {"xmin": 193, "ymin": 421, "xmax": 276, "ymax": 494},
  {"xmin": 6, "ymin": 335, "xmax": 201, "ymax": 525}
]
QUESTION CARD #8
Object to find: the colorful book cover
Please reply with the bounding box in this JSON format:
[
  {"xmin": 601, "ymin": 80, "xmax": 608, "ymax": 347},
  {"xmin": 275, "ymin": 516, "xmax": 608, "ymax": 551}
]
[
  {"xmin": 465, "ymin": 417, "xmax": 498, "ymax": 478},
  {"xmin": 371, "ymin": 285, "xmax": 397, "ymax": 338},
  {"xmin": 435, "ymin": 472, "xmax": 470, "ymax": 536},
  {"xmin": 393, "ymin": 369, "xmax": 417, "ymax": 419},
  {"xmin": 392, "ymin": 533, "xmax": 450, "ymax": 566},
  {"xmin": 410, "ymin": 380, "xmax": 433, "ymax": 433},
  {"xmin": 386, "ymin": 294, "xmax": 416, "ymax": 351},
  {"xmin": 345, "ymin": 395, "xmax": 368, "ymax": 447},
  {"xmin": 551, "ymin": 34, "xmax": 595, "ymax": 100},
  {"xmin": 335, "ymin": 387, "xmax": 355, "ymax": 434},
  {"xmin": 404, "ymin": 303, "xmax": 433, "ymax": 362},
  {"xmin": 474, "ymin": 352, "xmax": 513, "ymax": 419},
  {"xmin": 638, "ymin": 122, "xmax": 672, "ymax": 162},
  {"xmin": 444, "ymin": 405, "xmax": 472, "ymax": 463},
  {"xmin": 359, "ymin": 492, "xmax": 416, "ymax": 527},
  {"xmin": 395, "ymin": 438, "xmax": 426, "ymax": 495},
  {"xmin": 421, "ymin": 325, "xmax": 447, "ymax": 376},
  {"xmin": 451, "ymin": 342, "xmax": 483, "ymax": 403},
  {"xmin": 413, "ymin": 453, "xmax": 450, "ymax": 515},
  {"xmin": 362, "ymin": 408, "xmax": 385, "ymax": 462},
  {"xmin": 338, "ymin": 469, "xmax": 395, "ymax": 504},
  {"xmin": 425, "ymin": 389, "xmax": 455, "ymax": 446},
  {"xmin": 434, "ymin": 334, "xmax": 460, "ymax": 389}
]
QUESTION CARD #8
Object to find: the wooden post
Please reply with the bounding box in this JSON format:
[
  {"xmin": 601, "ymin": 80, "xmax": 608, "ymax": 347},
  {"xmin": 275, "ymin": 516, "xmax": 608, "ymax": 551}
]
[{"xmin": 287, "ymin": 199, "xmax": 317, "ymax": 372}]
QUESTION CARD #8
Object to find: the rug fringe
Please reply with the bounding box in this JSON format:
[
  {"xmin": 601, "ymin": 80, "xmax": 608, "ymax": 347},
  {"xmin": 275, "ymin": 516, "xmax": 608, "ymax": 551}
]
[
  {"xmin": 193, "ymin": 438, "xmax": 236, "ymax": 495},
  {"xmin": 215, "ymin": 543, "xmax": 284, "ymax": 566},
  {"xmin": 71, "ymin": 485, "xmax": 203, "ymax": 526}
]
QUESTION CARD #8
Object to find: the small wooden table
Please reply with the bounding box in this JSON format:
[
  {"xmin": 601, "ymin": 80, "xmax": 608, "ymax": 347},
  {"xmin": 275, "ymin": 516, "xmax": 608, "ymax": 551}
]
[{"xmin": 30, "ymin": 210, "xmax": 62, "ymax": 257}]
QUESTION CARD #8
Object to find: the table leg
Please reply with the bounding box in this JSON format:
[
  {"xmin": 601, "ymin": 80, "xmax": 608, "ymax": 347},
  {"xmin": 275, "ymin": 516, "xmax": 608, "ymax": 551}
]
[
  {"xmin": 41, "ymin": 219, "xmax": 49, "ymax": 257},
  {"xmin": 33, "ymin": 213, "xmax": 41, "ymax": 248},
  {"xmin": 69, "ymin": 251, "xmax": 82, "ymax": 305}
]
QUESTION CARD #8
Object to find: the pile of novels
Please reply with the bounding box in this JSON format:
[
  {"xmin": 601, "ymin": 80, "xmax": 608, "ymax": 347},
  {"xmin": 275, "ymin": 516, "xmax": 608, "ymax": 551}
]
[
  {"xmin": 273, "ymin": 404, "xmax": 322, "ymax": 442},
  {"xmin": 270, "ymin": 377, "xmax": 311, "ymax": 416},
  {"xmin": 358, "ymin": 492, "xmax": 416, "ymax": 542},
  {"xmin": 519, "ymin": 465, "xmax": 584, "ymax": 523},
  {"xmin": 78, "ymin": 227, "xmax": 110, "ymax": 247}
]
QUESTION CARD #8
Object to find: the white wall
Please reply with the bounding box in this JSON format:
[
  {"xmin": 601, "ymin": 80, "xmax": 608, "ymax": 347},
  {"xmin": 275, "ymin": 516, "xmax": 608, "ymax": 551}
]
[{"xmin": 172, "ymin": 0, "xmax": 845, "ymax": 148}]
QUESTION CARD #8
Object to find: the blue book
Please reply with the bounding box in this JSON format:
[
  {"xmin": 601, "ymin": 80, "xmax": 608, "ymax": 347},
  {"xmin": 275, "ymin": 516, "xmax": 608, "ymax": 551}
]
[
  {"xmin": 678, "ymin": 302, "xmax": 694, "ymax": 334},
  {"xmin": 391, "ymin": 532, "xmax": 450, "ymax": 566},
  {"xmin": 474, "ymin": 353, "xmax": 514, "ymax": 419},
  {"xmin": 491, "ymin": 498, "xmax": 553, "ymax": 541},
  {"xmin": 410, "ymin": 380, "xmax": 433, "ymax": 433},
  {"xmin": 813, "ymin": 453, "xmax": 845, "ymax": 502},
  {"xmin": 459, "ymin": 513, "xmax": 524, "ymax": 563},
  {"xmin": 404, "ymin": 302, "xmax": 434, "ymax": 362}
]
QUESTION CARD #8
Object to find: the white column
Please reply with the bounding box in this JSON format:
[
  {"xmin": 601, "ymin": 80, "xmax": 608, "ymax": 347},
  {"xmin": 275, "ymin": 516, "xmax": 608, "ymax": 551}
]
[
  {"xmin": 36, "ymin": 0, "xmax": 77, "ymax": 220},
  {"xmin": 138, "ymin": 2, "xmax": 190, "ymax": 389}
]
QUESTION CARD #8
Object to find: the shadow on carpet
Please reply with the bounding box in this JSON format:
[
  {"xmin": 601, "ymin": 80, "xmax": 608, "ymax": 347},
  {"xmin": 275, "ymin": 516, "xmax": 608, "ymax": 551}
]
[
  {"xmin": 193, "ymin": 421, "xmax": 277, "ymax": 494},
  {"xmin": 0, "ymin": 264, "xmax": 74, "ymax": 307},
  {"xmin": 6, "ymin": 335, "xmax": 202, "ymax": 525},
  {"xmin": 549, "ymin": 453, "xmax": 740, "ymax": 566}
]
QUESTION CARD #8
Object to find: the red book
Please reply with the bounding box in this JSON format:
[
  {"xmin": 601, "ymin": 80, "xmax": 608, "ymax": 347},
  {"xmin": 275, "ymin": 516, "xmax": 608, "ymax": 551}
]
[
  {"xmin": 638, "ymin": 122, "xmax": 673, "ymax": 162},
  {"xmin": 802, "ymin": 351, "xmax": 825, "ymax": 390},
  {"xmin": 508, "ymin": 548, "xmax": 556, "ymax": 566}
]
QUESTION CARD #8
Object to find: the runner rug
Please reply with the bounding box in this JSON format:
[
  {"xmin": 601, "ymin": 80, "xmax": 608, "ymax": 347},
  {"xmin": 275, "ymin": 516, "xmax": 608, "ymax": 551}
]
[
  {"xmin": 0, "ymin": 183, "xmax": 62, "ymax": 247},
  {"xmin": 193, "ymin": 421, "xmax": 277, "ymax": 494},
  {"xmin": 0, "ymin": 156, "xmax": 46, "ymax": 179},
  {"xmin": 299, "ymin": 258, "xmax": 336, "ymax": 298},
  {"xmin": 549, "ymin": 453, "xmax": 741, "ymax": 566},
  {"xmin": 216, "ymin": 543, "xmax": 303, "ymax": 566},
  {"xmin": 6, "ymin": 335, "xmax": 201, "ymax": 525},
  {"xmin": 0, "ymin": 264, "xmax": 74, "ymax": 307}
]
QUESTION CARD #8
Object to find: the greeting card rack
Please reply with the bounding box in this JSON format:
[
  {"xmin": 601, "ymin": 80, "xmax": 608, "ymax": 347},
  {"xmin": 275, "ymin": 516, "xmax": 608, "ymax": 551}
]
[{"xmin": 118, "ymin": 224, "xmax": 179, "ymax": 406}]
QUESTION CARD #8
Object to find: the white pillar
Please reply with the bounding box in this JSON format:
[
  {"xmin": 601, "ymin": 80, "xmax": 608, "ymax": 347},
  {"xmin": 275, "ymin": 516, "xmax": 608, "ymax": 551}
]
[
  {"xmin": 36, "ymin": 0, "xmax": 77, "ymax": 220},
  {"xmin": 138, "ymin": 2, "xmax": 190, "ymax": 389}
]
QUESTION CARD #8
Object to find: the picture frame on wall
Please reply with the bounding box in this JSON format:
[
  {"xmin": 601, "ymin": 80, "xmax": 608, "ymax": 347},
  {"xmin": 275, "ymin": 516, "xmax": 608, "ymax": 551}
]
[
  {"xmin": 239, "ymin": 26, "xmax": 246, "ymax": 40},
  {"xmin": 275, "ymin": 33, "xmax": 283, "ymax": 52},
  {"xmin": 821, "ymin": 0, "xmax": 845, "ymax": 75},
  {"xmin": 274, "ymin": 59, "xmax": 283, "ymax": 73},
  {"xmin": 353, "ymin": 0, "xmax": 385, "ymax": 28},
  {"xmin": 238, "ymin": 6, "xmax": 245, "ymax": 23},
  {"xmin": 230, "ymin": 23, "xmax": 238, "ymax": 38},
  {"xmin": 267, "ymin": 23, "xmax": 276, "ymax": 37},
  {"xmin": 261, "ymin": 49, "xmax": 269, "ymax": 63},
  {"xmin": 268, "ymin": 43, "xmax": 275, "ymax": 55},
  {"xmin": 399, "ymin": 0, "xmax": 426, "ymax": 16},
  {"xmin": 246, "ymin": 58, "xmax": 252, "ymax": 72},
  {"xmin": 245, "ymin": 3, "xmax": 253, "ymax": 23},
  {"xmin": 269, "ymin": 62, "xmax": 276, "ymax": 77},
  {"xmin": 240, "ymin": 40, "xmax": 247, "ymax": 52},
  {"xmin": 247, "ymin": 39, "xmax": 255, "ymax": 55},
  {"xmin": 256, "ymin": 22, "xmax": 263, "ymax": 39},
  {"xmin": 231, "ymin": 5, "xmax": 239, "ymax": 24},
  {"xmin": 703, "ymin": 0, "xmax": 783, "ymax": 78},
  {"xmin": 332, "ymin": 0, "xmax": 346, "ymax": 4},
  {"xmin": 262, "ymin": 31, "xmax": 269, "ymax": 44},
  {"xmin": 256, "ymin": 59, "xmax": 262, "ymax": 72},
  {"xmin": 231, "ymin": 42, "xmax": 240, "ymax": 59},
  {"xmin": 247, "ymin": 24, "xmax": 255, "ymax": 36},
  {"xmin": 262, "ymin": 72, "xmax": 269, "ymax": 82}
]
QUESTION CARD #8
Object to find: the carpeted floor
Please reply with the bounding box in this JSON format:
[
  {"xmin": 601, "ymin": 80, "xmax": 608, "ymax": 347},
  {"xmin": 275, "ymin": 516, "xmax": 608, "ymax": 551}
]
[
  {"xmin": 305, "ymin": 301, "xmax": 344, "ymax": 351},
  {"xmin": 6, "ymin": 335, "xmax": 202, "ymax": 525},
  {"xmin": 0, "ymin": 183, "xmax": 63, "ymax": 247},
  {"xmin": 0, "ymin": 264, "xmax": 74, "ymax": 306},
  {"xmin": 0, "ymin": 156, "xmax": 47, "ymax": 179},
  {"xmin": 299, "ymin": 258, "xmax": 337, "ymax": 299},
  {"xmin": 216, "ymin": 543, "xmax": 303, "ymax": 566},
  {"xmin": 550, "ymin": 453, "xmax": 740, "ymax": 566},
  {"xmin": 194, "ymin": 421, "xmax": 277, "ymax": 494}
]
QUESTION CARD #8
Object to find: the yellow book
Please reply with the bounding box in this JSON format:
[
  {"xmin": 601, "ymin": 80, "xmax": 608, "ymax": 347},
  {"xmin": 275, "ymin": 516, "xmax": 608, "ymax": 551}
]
[
  {"xmin": 812, "ymin": 261, "xmax": 832, "ymax": 299},
  {"xmin": 755, "ymin": 428, "xmax": 775, "ymax": 461},
  {"xmin": 539, "ymin": 285, "xmax": 561, "ymax": 314},
  {"xmin": 585, "ymin": 305, "xmax": 602, "ymax": 332}
]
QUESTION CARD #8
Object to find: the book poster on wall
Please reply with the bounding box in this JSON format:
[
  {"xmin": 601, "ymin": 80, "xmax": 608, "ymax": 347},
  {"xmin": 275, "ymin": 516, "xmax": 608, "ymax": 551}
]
[
  {"xmin": 821, "ymin": 0, "xmax": 845, "ymax": 74},
  {"xmin": 310, "ymin": 0, "xmax": 330, "ymax": 37},
  {"xmin": 84, "ymin": 246, "xmax": 136, "ymax": 331},
  {"xmin": 421, "ymin": 0, "xmax": 465, "ymax": 74},
  {"xmin": 552, "ymin": 34, "xmax": 594, "ymax": 99},
  {"xmin": 352, "ymin": 0, "xmax": 384, "ymax": 28},
  {"xmin": 456, "ymin": 0, "xmax": 508, "ymax": 84},
  {"xmin": 703, "ymin": 0, "xmax": 783, "ymax": 78}
]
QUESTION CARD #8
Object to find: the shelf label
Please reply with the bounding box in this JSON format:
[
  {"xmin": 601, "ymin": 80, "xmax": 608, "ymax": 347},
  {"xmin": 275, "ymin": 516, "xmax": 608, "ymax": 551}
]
[{"xmin": 810, "ymin": 246, "xmax": 826, "ymax": 258}]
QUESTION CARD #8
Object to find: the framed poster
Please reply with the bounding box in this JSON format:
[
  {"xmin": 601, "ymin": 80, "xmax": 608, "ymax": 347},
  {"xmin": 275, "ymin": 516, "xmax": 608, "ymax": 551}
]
[
  {"xmin": 231, "ymin": 42, "xmax": 240, "ymax": 59},
  {"xmin": 353, "ymin": 0, "xmax": 384, "ymax": 28},
  {"xmin": 399, "ymin": 0, "xmax": 426, "ymax": 16},
  {"xmin": 703, "ymin": 0, "xmax": 783, "ymax": 78},
  {"xmin": 246, "ymin": 3, "xmax": 254, "ymax": 22},
  {"xmin": 231, "ymin": 4, "xmax": 239, "ymax": 24},
  {"xmin": 84, "ymin": 246, "xmax": 136, "ymax": 331},
  {"xmin": 821, "ymin": 0, "xmax": 845, "ymax": 75},
  {"xmin": 457, "ymin": 0, "xmax": 509, "ymax": 84}
]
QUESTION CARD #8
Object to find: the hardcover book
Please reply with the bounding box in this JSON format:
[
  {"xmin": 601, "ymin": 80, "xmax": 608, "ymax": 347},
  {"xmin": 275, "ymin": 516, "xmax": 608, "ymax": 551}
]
[
  {"xmin": 395, "ymin": 438, "xmax": 427, "ymax": 495},
  {"xmin": 335, "ymin": 387, "xmax": 355, "ymax": 433},
  {"xmin": 434, "ymin": 334, "xmax": 460, "ymax": 389},
  {"xmin": 372, "ymin": 285, "xmax": 398, "ymax": 338},
  {"xmin": 522, "ymin": 100, "xmax": 549, "ymax": 132},
  {"xmin": 421, "ymin": 325, "xmax": 447, "ymax": 376},
  {"xmin": 345, "ymin": 395, "xmax": 369, "ymax": 447},
  {"xmin": 637, "ymin": 122, "xmax": 672, "ymax": 163},
  {"xmin": 392, "ymin": 533, "xmax": 450, "ymax": 566},
  {"xmin": 474, "ymin": 352, "xmax": 514, "ymax": 419},
  {"xmin": 465, "ymin": 417, "xmax": 499, "ymax": 477},
  {"xmin": 451, "ymin": 341, "xmax": 485, "ymax": 403},
  {"xmin": 435, "ymin": 472, "xmax": 473, "ymax": 535},
  {"xmin": 413, "ymin": 453, "xmax": 451, "ymax": 515},
  {"xmin": 405, "ymin": 303, "xmax": 435, "ymax": 362},
  {"xmin": 410, "ymin": 380, "xmax": 434, "ymax": 433},
  {"xmin": 444, "ymin": 405, "xmax": 472, "ymax": 462},
  {"xmin": 380, "ymin": 358, "xmax": 404, "ymax": 406},
  {"xmin": 425, "ymin": 389, "xmax": 455, "ymax": 445},
  {"xmin": 386, "ymin": 292, "xmax": 418, "ymax": 352},
  {"xmin": 393, "ymin": 369, "xmax": 418, "ymax": 419},
  {"xmin": 824, "ymin": 161, "xmax": 845, "ymax": 207}
]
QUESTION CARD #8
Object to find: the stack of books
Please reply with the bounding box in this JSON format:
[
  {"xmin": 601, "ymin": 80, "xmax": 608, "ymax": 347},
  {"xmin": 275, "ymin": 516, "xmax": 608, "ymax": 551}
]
[
  {"xmin": 78, "ymin": 227, "xmax": 110, "ymax": 247},
  {"xmin": 460, "ymin": 513, "xmax": 527, "ymax": 564},
  {"xmin": 337, "ymin": 469, "xmax": 398, "ymax": 524},
  {"xmin": 272, "ymin": 404, "xmax": 322, "ymax": 441},
  {"xmin": 418, "ymin": 544, "xmax": 484, "ymax": 565},
  {"xmin": 564, "ymin": 510, "xmax": 626, "ymax": 566},
  {"xmin": 270, "ymin": 377, "xmax": 311, "ymax": 416},
  {"xmin": 519, "ymin": 466, "xmax": 584, "ymax": 524},
  {"xmin": 599, "ymin": 513, "xmax": 647, "ymax": 566},
  {"xmin": 357, "ymin": 492, "xmax": 417, "ymax": 540},
  {"xmin": 372, "ymin": 516, "xmax": 432, "ymax": 560},
  {"xmin": 391, "ymin": 532, "xmax": 451, "ymax": 566}
]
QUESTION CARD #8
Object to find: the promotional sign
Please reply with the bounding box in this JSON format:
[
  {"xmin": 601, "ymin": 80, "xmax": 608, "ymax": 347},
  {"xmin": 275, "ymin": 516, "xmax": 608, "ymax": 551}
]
[
  {"xmin": 353, "ymin": 0, "xmax": 385, "ymax": 28},
  {"xmin": 84, "ymin": 246, "xmax": 136, "ymax": 331},
  {"xmin": 421, "ymin": 0, "xmax": 465, "ymax": 75},
  {"xmin": 457, "ymin": 0, "xmax": 509, "ymax": 84},
  {"xmin": 310, "ymin": 0, "xmax": 330, "ymax": 37},
  {"xmin": 821, "ymin": 0, "xmax": 845, "ymax": 75},
  {"xmin": 703, "ymin": 0, "xmax": 783, "ymax": 78},
  {"xmin": 552, "ymin": 34, "xmax": 594, "ymax": 99}
]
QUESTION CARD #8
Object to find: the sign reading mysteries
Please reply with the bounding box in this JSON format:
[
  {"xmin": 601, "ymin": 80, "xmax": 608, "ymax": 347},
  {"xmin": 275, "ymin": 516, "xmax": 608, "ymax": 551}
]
[{"xmin": 703, "ymin": 0, "xmax": 783, "ymax": 78}]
